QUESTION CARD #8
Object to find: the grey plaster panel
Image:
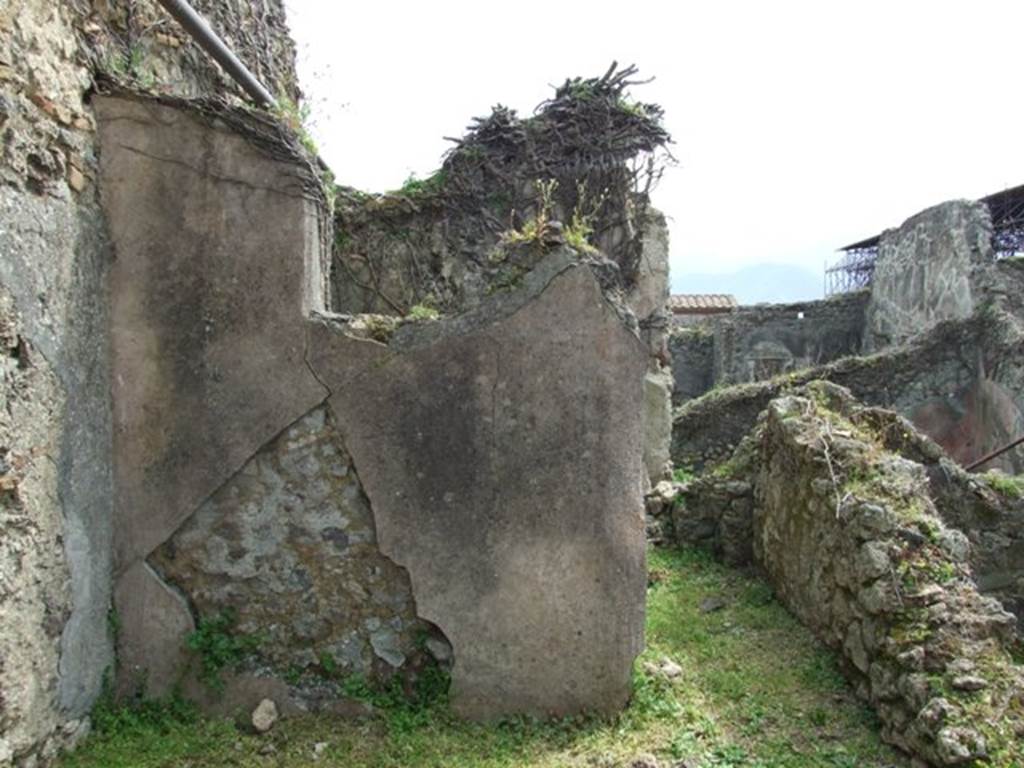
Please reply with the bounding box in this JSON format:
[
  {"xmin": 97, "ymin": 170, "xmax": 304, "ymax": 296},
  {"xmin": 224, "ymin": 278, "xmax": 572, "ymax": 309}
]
[
  {"xmin": 95, "ymin": 96, "xmax": 328, "ymax": 569},
  {"xmin": 310, "ymin": 261, "xmax": 648, "ymax": 719},
  {"xmin": 113, "ymin": 561, "xmax": 195, "ymax": 698}
]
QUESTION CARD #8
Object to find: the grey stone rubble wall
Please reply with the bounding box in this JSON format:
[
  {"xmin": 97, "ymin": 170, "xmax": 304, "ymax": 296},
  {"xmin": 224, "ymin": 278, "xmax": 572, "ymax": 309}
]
[
  {"xmin": 668, "ymin": 325, "xmax": 713, "ymax": 404},
  {"xmin": 754, "ymin": 389, "xmax": 1022, "ymax": 766},
  {"xmin": 672, "ymin": 383, "xmax": 1024, "ymax": 766},
  {"xmin": 712, "ymin": 292, "xmax": 868, "ymax": 386},
  {"xmin": 149, "ymin": 405, "xmax": 437, "ymax": 683},
  {"xmin": 934, "ymin": 477, "xmax": 1024, "ymax": 632},
  {"xmin": 672, "ymin": 268, "xmax": 1024, "ymax": 474},
  {"xmin": 0, "ymin": 292, "xmax": 80, "ymax": 766},
  {"xmin": 675, "ymin": 392, "xmax": 1024, "ymax": 636},
  {"xmin": 0, "ymin": 3, "xmax": 298, "ymax": 764},
  {"xmin": 672, "ymin": 476, "xmax": 754, "ymax": 567},
  {"xmin": 853, "ymin": 405, "xmax": 1024, "ymax": 633},
  {"xmin": 667, "ymin": 291, "xmax": 867, "ymax": 407},
  {"xmin": 865, "ymin": 200, "xmax": 993, "ymax": 353}
]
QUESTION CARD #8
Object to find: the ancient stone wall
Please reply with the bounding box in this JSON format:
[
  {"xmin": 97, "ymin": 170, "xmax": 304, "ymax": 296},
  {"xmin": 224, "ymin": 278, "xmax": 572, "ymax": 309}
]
[
  {"xmin": 0, "ymin": 2, "xmax": 298, "ymax": 764},
  {"xmin": 668, "ymin": 325, "xmax": 714, "ymax": 404},
  {"xmin": 95, "ymin": 79, "xmax": 651, "ymax": 724},
  {"xmin": 668, "ymin": 291, "xmax": 867, "ymax": 407},
  {"xmin": 675, "ymin": 387, "xmax": 1024, "ymax": 634},
  {"xmin": 148, "ymin": 405, "xmax": 435, "ymax": 685},
  {"xmin": 311, "ymin": 252, "xmax": 648, "ymax": 718},
  {"xmin": 755, "ymin": 386, "xmax": 1022, "ymax": 766},
  {"xmin": 668, "ymin": 200, "xmax": 1019, "ymax": 477},
  {"xmin": 855, "ymin": 405, "xmax": 1024, "ymax": 633},
  {"xmin": 672, "ymin": 269, "xmax": 1024, "ymax": 474},
  {"xmin": 671, "ymin": 383, "xmax": 1024, "ymax": 766},
  {"xmin": 634, "ymin": 211, "xmax": 673, "ymax": 485},
  {"xmin": 329, "ymin": 82, "xmax": 674, "ymax": 485},
  {"xmin": 865, "ymin": 200, "xmax": 993, "ymax": 352},
  {"xmin": 715, "ymin": 292, "xmax": 867, "ymax": 384},
  {"xmin": 95, "ymin": 93, "xmax": 336, "ymax": 707}
]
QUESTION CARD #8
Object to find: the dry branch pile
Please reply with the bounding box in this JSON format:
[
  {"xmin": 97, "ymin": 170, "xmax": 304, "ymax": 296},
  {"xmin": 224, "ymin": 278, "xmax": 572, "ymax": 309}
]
[{"xmin": 332, "ymin": 63, "xmax": 673, "ymax": 315}]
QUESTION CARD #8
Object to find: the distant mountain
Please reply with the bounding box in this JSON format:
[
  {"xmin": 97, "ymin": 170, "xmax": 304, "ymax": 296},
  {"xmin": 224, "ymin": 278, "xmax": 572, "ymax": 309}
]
[{"xmin": 671, "ymin": 263, "xmax": 824, "ymax": 304}]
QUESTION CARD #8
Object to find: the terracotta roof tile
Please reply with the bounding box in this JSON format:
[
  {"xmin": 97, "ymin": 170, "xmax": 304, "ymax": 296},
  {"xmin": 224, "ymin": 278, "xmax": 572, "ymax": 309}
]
[{"xmin": 669, "ymin": 294, "xmax": 737, "ymax": 313}]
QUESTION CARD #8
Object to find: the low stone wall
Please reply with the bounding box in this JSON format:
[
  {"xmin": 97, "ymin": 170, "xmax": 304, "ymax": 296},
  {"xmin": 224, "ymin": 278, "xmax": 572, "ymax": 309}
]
[
  {"xmin": 756, "ymin": 387, "xmax": 1022, "ymax": 766},
  {"xmin": 672, "ymin": 280, "xmax": 1024, "ymax": 473},
  {"xmin": 672, "ymin": 383, "xmax": 1024, "ymax": 766},
  {"xmin": 672, "ymin": 475, "xmax": 754, "ymax": 567},
  {"xmin": 855, "ymin": 405, "xmax": 1024, "ymax": 633},
  {"xmin": 667, "ymin": 291, "xmax": 867, "ymax": 407}
]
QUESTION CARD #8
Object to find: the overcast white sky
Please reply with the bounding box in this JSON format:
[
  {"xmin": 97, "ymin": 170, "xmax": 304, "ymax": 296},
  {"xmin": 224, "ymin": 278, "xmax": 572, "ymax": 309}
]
[{"xmin": 284, "ymin": 0, "xmax": 1024, "ymax": 299}]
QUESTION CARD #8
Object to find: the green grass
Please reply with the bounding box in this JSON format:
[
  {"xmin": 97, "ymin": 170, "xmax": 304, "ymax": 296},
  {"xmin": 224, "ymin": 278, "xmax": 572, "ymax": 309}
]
[
  {"xmin": 60, "ymin": 548, "xmax": 906, "ymax": 768},
  {"xmin": 407, "ymin": 304, "xmax": 440, "ymax": 321},
  {"xmin": 983, "ymin": 469, "xmax": 1024, "ymax": 499}
]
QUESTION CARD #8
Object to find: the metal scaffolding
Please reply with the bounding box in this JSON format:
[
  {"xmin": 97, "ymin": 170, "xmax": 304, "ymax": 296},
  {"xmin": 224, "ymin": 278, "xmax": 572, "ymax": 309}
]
[
  {"xmin": 825, "ymin": 183, "xmax": 1024, "ymax": 296},
  {"xmin": 825, "ymin": 244, "xmax": 877, "ymax": 295},
  {"xmin": 986, "ymin": 183, "xmax": 1024, "ymax": 258}
]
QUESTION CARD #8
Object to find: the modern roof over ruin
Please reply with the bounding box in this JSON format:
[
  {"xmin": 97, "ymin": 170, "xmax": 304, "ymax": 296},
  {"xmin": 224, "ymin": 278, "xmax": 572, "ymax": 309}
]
[
  {"xmin": 827, "ymin": 182, "xmax": 1024, "ymax": 296},
  {"xmin": 839, "ymin": 182, "xmax": 1024, "ymax": 252}
]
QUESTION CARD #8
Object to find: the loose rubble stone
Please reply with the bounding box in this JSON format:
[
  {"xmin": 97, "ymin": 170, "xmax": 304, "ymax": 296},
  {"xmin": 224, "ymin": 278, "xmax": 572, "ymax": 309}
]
[
  {"xmin": 627, "ymin": 754, "xmax": 660, "ymax": 768},
  {"xmin": 699, "ymin": 596, "xmax": 728, "ymax": 614},
  {"xmin": 251, "ymin": 699, "xmax": 279, "ymax": 733}
]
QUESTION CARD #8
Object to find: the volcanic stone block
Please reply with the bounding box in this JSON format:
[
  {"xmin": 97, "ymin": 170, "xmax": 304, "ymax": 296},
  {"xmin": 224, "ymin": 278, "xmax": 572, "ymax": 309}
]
[
  {"xmin": 310, "ymin": 253, "xmax": 648, "ymax": 719},
  {"xmin": 95, "ymin": 96, "xmax": 328, "ymax": 570}
]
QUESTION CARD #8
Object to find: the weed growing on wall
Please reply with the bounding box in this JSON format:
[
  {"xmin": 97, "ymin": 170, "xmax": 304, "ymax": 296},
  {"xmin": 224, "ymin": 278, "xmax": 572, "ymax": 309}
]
[
  {"xmin": 983, "ymin": 469, "xmax": 1024, "ymax": 499},
  {"xmin": 500, "ymin": 179, "xmax": 559, "ymax": 248},
  {"xmin": 186, "ymin": 609, "xmax": 263, "ymax": 692},
  {"xmin": 671, "ymin": 466, "xmax": 696, "ymax": 484},
  {"xmin": 396, "ymin": 170, "xmax": 447, "ymax": 197},
  {"xmin": 499, "ymin": 179, "xmax": 605, "ymax": 253},
  {"xmin": 273, "ymin": 96, "xmax": 317, "ymax": 156}
]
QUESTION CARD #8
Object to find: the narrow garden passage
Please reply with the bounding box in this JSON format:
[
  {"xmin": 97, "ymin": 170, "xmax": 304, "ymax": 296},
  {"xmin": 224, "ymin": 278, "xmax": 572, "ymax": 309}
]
[{"xmin": 61, "ymin": 548, "xmax": 906, "ymax": 768}]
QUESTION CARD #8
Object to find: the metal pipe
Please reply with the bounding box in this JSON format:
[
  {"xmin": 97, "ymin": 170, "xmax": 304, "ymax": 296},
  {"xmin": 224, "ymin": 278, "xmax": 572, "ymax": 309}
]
[
  {"xmin": 155, "ymin": 0, "xmax": 278, "ymax": 108},
  {"xmin": 965, "ymin": 433, "xmax": 1024, "ymax": 472}
]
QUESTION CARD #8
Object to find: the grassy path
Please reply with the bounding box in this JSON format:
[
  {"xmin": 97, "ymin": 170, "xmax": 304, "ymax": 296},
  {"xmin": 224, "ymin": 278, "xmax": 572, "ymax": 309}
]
[{"xmin": 60, "ymin": 548, "xmax": 906, "ymax": 768}]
